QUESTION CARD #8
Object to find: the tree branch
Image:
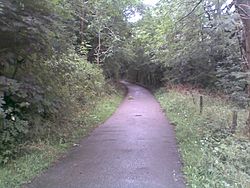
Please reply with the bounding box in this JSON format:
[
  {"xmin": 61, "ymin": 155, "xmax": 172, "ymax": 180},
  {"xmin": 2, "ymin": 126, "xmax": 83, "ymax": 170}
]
[
  {"xmin": 235, "ymin": 3, "xmax": 250, "ymax": 19},
  {"xmin": 177, "ymin": 0, "xmax": 203, "ymax": 22},
  {"xmin": 235, "ymin": 4, "xmax": 249, "ymax": 17}
]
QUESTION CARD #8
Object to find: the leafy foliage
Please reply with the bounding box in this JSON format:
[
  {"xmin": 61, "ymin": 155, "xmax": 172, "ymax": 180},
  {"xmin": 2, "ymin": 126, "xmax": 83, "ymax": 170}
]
[
  {"xmin": 0, "ymin": 53, "xmax": 107, "ymax": 163},
  {"xmin": 128, "ymin": 0, "xmax": 248, "ymax": 106},
  {"xmin": 0, "ymin": 0, "xmax": 139, "ymax": 163}
]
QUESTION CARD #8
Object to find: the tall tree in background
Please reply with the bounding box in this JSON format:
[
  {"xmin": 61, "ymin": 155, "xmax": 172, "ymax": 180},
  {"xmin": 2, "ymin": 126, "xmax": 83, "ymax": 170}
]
[
  {"xmin": 236, "ymin": 0, "xmax": 250, "ymax": 66},
  {"xmin": 235, "ymin": 0, "xmax": 250, "ymax": 132}
]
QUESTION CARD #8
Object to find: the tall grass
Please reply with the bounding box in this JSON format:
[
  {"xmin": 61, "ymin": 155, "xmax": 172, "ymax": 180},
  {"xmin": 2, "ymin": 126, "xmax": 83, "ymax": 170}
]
[{"xmin": 156, "ymin": 88, "xmax": 250, "ymax": 188}]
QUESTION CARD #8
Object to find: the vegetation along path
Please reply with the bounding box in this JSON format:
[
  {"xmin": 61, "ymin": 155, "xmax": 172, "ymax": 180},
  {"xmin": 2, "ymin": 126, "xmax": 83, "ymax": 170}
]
[{"xmin": 23, "ymin": 82, "xmax": 185, "ymax": 188}]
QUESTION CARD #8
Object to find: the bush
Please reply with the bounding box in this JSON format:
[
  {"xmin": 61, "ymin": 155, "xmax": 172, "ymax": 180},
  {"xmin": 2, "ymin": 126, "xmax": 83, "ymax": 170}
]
[
  {"xmin": 0, "ymin": 118, "xmax": 28, "ymax": 164},
  {"xmin": 0, "ymin": 77, "xmax": 44, "ymax": 163},
  {"xmin": 0, "ymin": 52, "xmax": 107, "ymax": 164}
]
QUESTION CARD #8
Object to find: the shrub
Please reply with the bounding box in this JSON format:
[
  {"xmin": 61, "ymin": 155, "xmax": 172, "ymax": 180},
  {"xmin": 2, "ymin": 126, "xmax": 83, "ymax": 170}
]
[
  {"xmin": 0, "ymin": 53, "xmax": 107, "ymax": 164},
  {"xmin": 0, "ymin": 118, "xmax": 28, "ymax": 164}
]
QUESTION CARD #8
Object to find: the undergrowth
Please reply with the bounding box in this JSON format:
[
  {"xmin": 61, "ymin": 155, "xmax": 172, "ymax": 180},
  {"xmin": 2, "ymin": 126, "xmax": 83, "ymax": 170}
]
[
  {"xmin": 0, "ymin": 92, "xmax": 122, "ymax": 188},
  {"xmin": 156, "ymin": 88, "xmax": 250, "ymax": 188}
]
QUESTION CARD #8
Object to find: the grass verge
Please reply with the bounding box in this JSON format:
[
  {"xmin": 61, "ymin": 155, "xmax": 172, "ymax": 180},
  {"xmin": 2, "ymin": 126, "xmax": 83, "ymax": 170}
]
[
  {"xmin": 0, "ymin": 92, "xmax": 123, "ymax": 188},
  {"xmin": 155, "ymin": 88, "xmax": 250, "ymax": 188}
]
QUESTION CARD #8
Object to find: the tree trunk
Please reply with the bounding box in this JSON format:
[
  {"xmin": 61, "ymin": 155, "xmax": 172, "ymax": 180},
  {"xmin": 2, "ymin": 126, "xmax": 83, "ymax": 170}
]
[
  {"xmin": 235, "ymin": 0, "xmax": 250, "ymax": 134},
  {"xmin": 96, "ymin": 30, "xmax": 101, "ymax": 64},
  {"xmin": 80, "ymin": 0, "xmax": 87, "ymax": 43}
]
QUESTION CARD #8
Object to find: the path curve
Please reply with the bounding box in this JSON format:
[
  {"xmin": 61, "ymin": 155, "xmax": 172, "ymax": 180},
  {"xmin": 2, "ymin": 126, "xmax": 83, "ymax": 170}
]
[{"xmin": 24, "ymin": 82, "xmax": 185, "ymax": 188}]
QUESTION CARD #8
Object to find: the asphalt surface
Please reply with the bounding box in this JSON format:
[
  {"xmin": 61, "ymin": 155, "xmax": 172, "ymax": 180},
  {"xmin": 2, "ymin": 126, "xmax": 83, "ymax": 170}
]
[{"xmin": 24, "ymin": 82, "xmax": 185, "ymax": 188}]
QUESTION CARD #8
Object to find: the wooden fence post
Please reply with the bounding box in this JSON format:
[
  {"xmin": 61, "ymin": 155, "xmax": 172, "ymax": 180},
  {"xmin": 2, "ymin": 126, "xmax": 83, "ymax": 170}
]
[
  {"xmin": 199, "ymin": 95, "xmax": 203, "ymax": 114},
  {"xmin": 231, "ymin": 110, "xmax": 238, "ymax": 134}
]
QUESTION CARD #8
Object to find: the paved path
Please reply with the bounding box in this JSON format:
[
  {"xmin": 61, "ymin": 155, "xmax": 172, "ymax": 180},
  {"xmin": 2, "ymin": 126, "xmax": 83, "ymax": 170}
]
[{"xmin": 24, "ymin": 82, "xmax": 185, "ymax": 188}]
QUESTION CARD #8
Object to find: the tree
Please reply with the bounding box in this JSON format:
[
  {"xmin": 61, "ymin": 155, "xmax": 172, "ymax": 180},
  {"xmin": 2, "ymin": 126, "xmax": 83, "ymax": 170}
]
[
  {"xmin": 129, "ymin": 0, "xmax": 246, "ymax": 90},
  {"xmin": 235, "ymin": 0, "xmax": 250, "ymax": 133}
]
